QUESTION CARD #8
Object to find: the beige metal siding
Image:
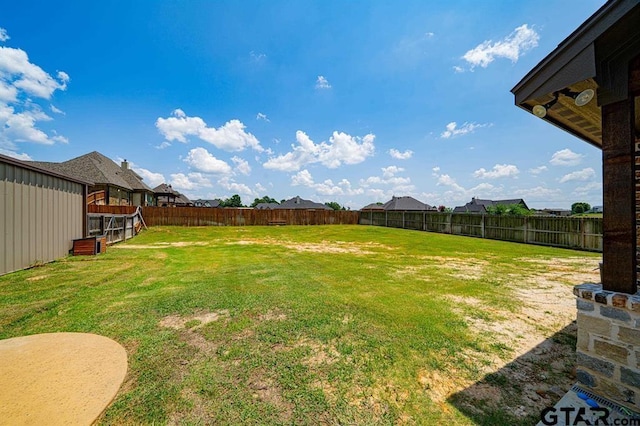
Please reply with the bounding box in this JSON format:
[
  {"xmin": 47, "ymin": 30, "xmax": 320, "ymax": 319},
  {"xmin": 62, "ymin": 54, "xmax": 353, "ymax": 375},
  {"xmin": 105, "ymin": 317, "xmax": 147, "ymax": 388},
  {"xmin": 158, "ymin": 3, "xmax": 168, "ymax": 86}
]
[{"xmin": 1, "ymin": 162, "xmax": 84, "ymax": 276}]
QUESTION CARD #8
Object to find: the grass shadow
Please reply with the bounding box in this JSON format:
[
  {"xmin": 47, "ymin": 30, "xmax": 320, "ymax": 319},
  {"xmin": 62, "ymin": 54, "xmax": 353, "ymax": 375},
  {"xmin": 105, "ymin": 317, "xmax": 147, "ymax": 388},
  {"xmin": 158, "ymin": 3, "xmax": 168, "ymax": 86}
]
[{"xmin": 448, "ymin": 322, "xmax": 578, "ymax": 425}]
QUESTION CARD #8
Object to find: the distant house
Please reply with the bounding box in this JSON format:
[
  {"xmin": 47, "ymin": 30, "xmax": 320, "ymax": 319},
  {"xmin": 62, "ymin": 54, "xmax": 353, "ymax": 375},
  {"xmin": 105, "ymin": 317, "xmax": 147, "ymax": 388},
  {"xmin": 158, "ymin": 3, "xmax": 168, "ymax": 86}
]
[
  {"xmin": 588, "ymin": 206, "xmax": 603, "ymax": 213},
  {"xmin": 154, "ymin": 183, "xmax": 192, "ymax": 207},
  {"xmin": 360, "ymin": 202, "xmax": 385, "ymax": 211},
  {"xmin": 381, "ymin": 196, "xmax": 435, "ymax": 211},
  {"xmin": 453, "ymin": 197, "xmax": 529, "ymax": 214},
  {"xmin": 193, "ymin": 199, "xmax": 222, "ymax": 208},
  {"xmin": 255, "ymin": 202, "xmax": 280, "ymax": 210},
  {"xmin": 29, "ymin": 151, "xmax": 154, "ymax": 206},
  {"xmin": 536, "ymin": 208, "xmax": 571, "ymax": 217},
  {"xmin": 175, "ymin": 193, "xmax": 193, "ymax": 207},
  {"xmin": 276, "ymin": 196, "xmax": 332, "ymax": 210}
]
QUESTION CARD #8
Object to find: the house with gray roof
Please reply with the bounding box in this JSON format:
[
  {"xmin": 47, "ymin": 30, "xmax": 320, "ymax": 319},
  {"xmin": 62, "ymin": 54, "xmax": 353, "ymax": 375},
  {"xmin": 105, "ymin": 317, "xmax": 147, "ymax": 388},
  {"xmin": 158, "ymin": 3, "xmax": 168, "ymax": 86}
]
[
  {"xmin": 453, "ymin": 197, "xmax": 529, "ymax": 214},
  {"xmin": 153, "ymin": 183, "xmax": 192, "ymax": 207},
  {"xmin": 29, "ymin": 151, "xmax": 154, "ymax": 206},
  {"xmin": 381, "ymin": 196, "xmax": 435, "ymax": 211},
  {"xmin": 275, "ymin": 196, "xmax": 332, "ymax": 210},
  {"xmin": 193, "ymin": 199, "xmax": 222, "ymax": 208},
  {"xmin": 360, "ymin": 202, "xmax": 385, "ymax": 211},
  {"xmin": 255, "ymin": 202, "xmax": 280, "ymax": 210}
]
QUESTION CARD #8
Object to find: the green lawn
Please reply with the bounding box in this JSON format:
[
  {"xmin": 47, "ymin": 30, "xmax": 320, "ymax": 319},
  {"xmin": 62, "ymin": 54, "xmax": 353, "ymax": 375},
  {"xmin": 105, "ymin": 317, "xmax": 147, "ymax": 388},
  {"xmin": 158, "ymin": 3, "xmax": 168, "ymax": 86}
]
[{"xmin": 0, "ymin": 225, "xmax": 600, "ymax": 425}]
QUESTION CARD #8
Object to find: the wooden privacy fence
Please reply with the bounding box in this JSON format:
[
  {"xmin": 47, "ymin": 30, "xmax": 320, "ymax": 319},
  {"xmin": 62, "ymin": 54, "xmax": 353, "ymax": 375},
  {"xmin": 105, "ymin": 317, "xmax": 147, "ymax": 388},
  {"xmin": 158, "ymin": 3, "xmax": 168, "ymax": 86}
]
[
  {"xmin": 139, "ymin": 207, "xmax": 360, "ymax": 227},
  {"xmin": 360, "ymin": 211, "xmax": 603, "ymax": 252}
]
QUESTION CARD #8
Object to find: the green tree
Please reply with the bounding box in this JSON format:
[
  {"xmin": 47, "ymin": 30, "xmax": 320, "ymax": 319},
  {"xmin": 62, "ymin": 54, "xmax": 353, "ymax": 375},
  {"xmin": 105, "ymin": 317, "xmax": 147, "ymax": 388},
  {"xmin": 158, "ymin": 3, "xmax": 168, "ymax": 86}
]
[
  {"xmin": 486, "ymin": 203, "xmax": 531, "ymax": 216},
  {"xmin": 325, "ymin": 201, "xmax": 344, "ymax": 211},
  {"xmin": 571, "ymin": 202, "xmax": 591, "ymax": 215},
  {"xmin": 250, "ymin": 196, "xmax": 279, "ymax": 208},
  {"xmin": 221, "ymin": 194, "xmax": 244, "ymax": 207}
]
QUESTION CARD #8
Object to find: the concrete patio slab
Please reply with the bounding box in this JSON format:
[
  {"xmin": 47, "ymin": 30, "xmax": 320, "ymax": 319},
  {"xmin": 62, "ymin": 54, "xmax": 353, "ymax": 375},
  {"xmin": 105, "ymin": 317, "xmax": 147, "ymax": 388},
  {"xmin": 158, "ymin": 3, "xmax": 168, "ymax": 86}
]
[{"xmin": 0, "ymin": 332, "xmax": 127, "ymax": 425}]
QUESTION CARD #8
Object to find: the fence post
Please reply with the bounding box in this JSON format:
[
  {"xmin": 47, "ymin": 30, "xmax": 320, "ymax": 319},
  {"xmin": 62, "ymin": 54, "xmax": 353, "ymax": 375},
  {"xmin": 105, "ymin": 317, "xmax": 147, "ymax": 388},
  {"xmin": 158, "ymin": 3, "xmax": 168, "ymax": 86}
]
[
  {"xmin": 481, "ymin": 215, "xmax": 485, "ymax": 239},
  {"xmin": 523, "ymin": 216, "xmax": 528, "ymax": 244},
  {"xmin": 385, "ymin": 211, "xmax": 388, "ymax": 227},
  {"xmin": 581, "ymin": 217, "xmax": 585, "ymax": 250},
  {"xmin": 402, "ymin": 211, "xmax": 405, "ymax": 229}
]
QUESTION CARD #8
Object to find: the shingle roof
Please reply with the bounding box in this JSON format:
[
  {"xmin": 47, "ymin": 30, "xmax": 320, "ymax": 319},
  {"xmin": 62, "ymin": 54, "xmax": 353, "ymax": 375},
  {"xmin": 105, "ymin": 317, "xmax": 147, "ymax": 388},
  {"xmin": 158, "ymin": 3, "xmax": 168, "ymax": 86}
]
[
  {"xmin": 175, "ymin": 193, "xmax": 192, "ymax": 206},
  {"xmin": 120, "ymin": 168, "xmax": 153, "ymax": 192},
  {"xmin": 360, "ymin": 203, "xmax": 385, "ymax": 211},
  {"xmin": 193, "ymin": 199, "xmax": 222, "ymax": 207},
  {"xmin": 153, "ymin": 183, "xmax": 180, "ymax": 195},
  {"xmin": 453, "ymin": 198, "xmax": 529, "ymax": 213},
  {"xmin": 29, "ymin": 151, "xmax": 150, "ymax": 191},
  {"xmin": 382, "ymin": 196, "xmax": 434, "ymax": 211},
  {"xmin": 255, "ymin": 202, "xmax": 280, "ymax": 210},
  {"xmin": 275, "ymin": 196, "xmax": 332, "ymax": 210}
]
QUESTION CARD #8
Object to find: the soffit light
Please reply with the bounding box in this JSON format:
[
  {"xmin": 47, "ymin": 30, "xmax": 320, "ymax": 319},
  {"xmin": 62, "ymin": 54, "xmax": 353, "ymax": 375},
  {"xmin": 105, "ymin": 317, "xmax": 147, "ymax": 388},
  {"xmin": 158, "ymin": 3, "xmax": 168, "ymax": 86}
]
[{"xmin": 532, "ymin": 88, "xmax": 595, "ymax": 118}]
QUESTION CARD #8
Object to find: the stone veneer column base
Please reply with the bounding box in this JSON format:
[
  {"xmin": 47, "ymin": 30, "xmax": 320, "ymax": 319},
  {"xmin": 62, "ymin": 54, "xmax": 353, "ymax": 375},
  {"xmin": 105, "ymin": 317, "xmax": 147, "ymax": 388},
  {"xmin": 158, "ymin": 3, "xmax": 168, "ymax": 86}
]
[{"xmin": 573, "ymin": 283, "xmax": 640, "ymax": 412}]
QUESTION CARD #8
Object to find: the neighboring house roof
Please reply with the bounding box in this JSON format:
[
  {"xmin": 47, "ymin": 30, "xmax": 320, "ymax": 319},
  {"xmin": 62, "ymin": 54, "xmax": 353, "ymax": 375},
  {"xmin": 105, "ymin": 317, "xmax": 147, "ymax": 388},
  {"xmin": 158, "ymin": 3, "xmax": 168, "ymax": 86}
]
[
  {"xmin": 453, "ymin": 198, "xmax": 529, "ymax": 213},
  {"xmin": 153, "ymin": 183, "xmax": 191, "ymax": 205},
  {"xmin": 255, "ymin": 202, "xmax": 280, "ymax": 210},
  {"xmin": 175, "ymin": 193, "xmax": 193, "ymax": 206},
  {"xmin": 276, "ymin": 196, "xmax": 332, "ymax": 210},
  {"xmin": 360, "ymin": 203, "xmax": 385, "ymax": 211},
  {"xmin": 1, "ymin": 153, "xmax": 91, "ymax": 185},
  {"xmin": 382, "ymin": 196, "xmax": 434, "ymax": 211},
  {"xmin": 193, "ymin": 199, "xmax": 222, "ymax": 208},
  {"xmin": 153, "ymin": 183, "xmax": 180, "ymax": 196},
  {"xmin": 29, "ymin": 151, "xmax": 149, "ymax": 191},
  {"xmin": 120, "ymin": 162, "xmax": 153, "ymax": 192}
]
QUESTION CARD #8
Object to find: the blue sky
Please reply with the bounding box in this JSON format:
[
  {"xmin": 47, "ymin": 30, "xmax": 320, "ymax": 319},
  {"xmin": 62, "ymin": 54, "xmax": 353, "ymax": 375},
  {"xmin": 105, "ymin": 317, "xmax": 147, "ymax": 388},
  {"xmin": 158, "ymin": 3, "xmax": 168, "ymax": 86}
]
[{"xmin": 0, "ymin": 0, "xmax": 606, "ymax": 209}]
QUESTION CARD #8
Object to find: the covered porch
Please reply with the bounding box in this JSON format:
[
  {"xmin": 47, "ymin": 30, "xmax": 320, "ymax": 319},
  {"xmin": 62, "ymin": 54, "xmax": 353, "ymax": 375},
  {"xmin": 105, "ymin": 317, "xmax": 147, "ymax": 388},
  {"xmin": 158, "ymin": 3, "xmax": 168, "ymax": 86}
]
[{"xmin": 512, "ymin": 0, "xmax": 640, "ymax": 415}]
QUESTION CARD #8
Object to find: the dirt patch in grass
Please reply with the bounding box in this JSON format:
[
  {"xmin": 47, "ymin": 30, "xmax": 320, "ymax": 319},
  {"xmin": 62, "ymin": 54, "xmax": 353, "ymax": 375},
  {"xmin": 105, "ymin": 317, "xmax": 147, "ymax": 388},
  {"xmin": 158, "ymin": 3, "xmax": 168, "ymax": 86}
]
[
  {"xmin": 431, "ymin": 255, "xmax": 599, "ymax": 420},
  {"xmin": 114, "ymin": 242, "xmax": 210, "ymax": 249},
  {"xmin": 226, "ymin": 238, "xmax": 392, "ymax": 255},
  {"xmin": 258, "ymin": 309, "xmax": 287, "ymax": 322},
  {"xmin": 248, "ymin": 369, "xmax": 294, "ymax": 421},
  {"xmin": 295, "ymin": 338, "xmax": 341, "ymax": 366},
  {"xmin": 160, "ymin": 310, "xmax": 229, "ymax": 331},
  {"xmin": 26, "ymin": 275, "xmax": 48, "ymax": 282},
  {"xmin": 395, "ymin": 256, "xmax": 488, "ymax": 281}
]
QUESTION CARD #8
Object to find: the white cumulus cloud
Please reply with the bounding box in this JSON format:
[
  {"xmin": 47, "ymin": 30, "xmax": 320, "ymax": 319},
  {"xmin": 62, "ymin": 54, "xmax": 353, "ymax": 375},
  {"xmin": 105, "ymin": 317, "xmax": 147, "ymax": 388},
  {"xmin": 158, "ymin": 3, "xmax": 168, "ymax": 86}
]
[
  {"xmin": 156, "ymin": 109, "xmax": 263, "ymax": 152},
  {"xmin": 170, "ymin": 172, "xmax": 213, "ymax": 191},
  {"xmin": 134, "ymin": 167, "xmax": 165, "ymax": 188},
  {"xmin": 559, "ymin": 168, "xmax": 595, "ymax": 183},
  {"xmin": 218, "ymin": 177, "xmax": 255, "ymax": 196},
  {"xmin": 0, "ymin": 42, "xmax": 70, "ymax": 155},
  {"xmin": 389, "ymin": 148, "xmax": 413, "ymax": 160},
  {"xmin": 462, "ymin": 24, "xmax": 539, "ymax": 69},
  {"xmin": 550, "ymin": 149, "xmax": 583, "ymax": 166},
  {"xmin": 256, "ymin": 112, "xmax": 269, "ymax": 122},
  {"xmin": 529, "ymin": 165, "xmax": 547, "ymax": 175},
  {"xmin": 473, "ymin": 164, "xmax": 519, "ymax": 179},
  {"xmin": 315, "ymin": 75, "xmax": 331, "ymax": 89},
  {"xmin": 440, "ymin": 121, "xmax": 490, "ymax": 139},
  {"xmin": 263, "ymin": 130, "xmax": 375, "ymax": 172},
  {"xmin": 0, "ymin": 28, "xmax": 9, "ymax": 42},
  {"xmin": 184, "ymin": 147, "xmax": 232, "ymax": 174},
  {"xmin": 231, "ymin": 156, "xmax": 251, "ymax": 175},
  {"xmin": 291, "ymin": 169, "xmax": 363, "ymax": 196}
]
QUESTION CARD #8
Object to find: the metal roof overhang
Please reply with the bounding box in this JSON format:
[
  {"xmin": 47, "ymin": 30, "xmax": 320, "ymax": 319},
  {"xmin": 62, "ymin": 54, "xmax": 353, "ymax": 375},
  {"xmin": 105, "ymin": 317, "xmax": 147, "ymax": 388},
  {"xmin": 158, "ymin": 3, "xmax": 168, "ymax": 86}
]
[{"xmin": 511, "ymin": 0, "xmax": 640, "ymax": 149}]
